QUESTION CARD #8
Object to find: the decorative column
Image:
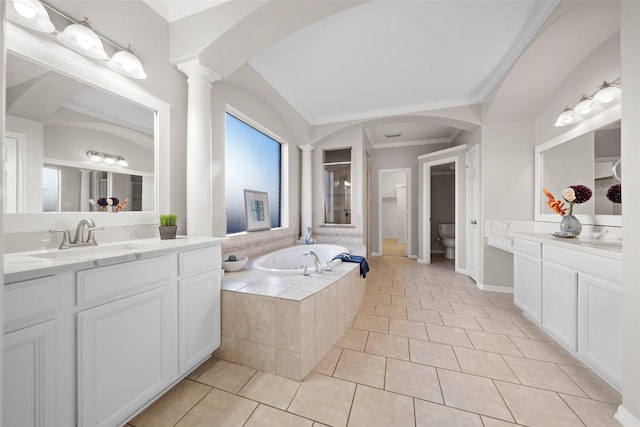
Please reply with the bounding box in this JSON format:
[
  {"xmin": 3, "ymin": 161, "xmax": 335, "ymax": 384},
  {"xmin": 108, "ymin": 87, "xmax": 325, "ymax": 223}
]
[
  {"xmin": 177, "ymin": 59, "xmax": 221, "ymax": 236},
  {"xmin": 299, "ymin": 144, "xmax": 314, "ymax": 237}
]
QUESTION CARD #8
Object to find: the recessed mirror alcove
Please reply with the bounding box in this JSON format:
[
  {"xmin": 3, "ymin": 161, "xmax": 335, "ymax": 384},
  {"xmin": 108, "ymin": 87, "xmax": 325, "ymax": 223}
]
[
  {"xmin": 3, "ymin": 23, "xmax": 170, "ymax": 233},
  {"xmin": 535, "ymin": 107, "xmax": 622, "ymax": 227}
]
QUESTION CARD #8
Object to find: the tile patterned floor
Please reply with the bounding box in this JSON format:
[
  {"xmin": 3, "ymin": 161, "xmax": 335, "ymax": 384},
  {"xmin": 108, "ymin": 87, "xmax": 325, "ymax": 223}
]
[{"xmin": 127, "ymin": 255, "xmax": 622, "ymax": 427}]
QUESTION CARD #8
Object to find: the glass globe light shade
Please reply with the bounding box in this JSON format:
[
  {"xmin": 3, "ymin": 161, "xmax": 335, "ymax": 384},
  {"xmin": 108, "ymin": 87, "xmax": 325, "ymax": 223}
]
[
  {"xmin": 108, "ymin": 48, "xmax": 147, "ymax": 79},
  {"xmin": 7, "ymin": 0, "xmax": 55, "ymax": 33},
  {"xmin": 57, "ymin": 21, "xmax": 108, "ymax": 60}
]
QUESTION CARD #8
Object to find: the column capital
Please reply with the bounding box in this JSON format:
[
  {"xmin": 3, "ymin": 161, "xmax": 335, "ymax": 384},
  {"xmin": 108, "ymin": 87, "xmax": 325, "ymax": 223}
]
[
  {"xmin": 177, "ymin": 57, "xmax": 222, "ymax": 83},
  {"xmin": 298, "ymin": 144, "xmax": 315, "ymax": 153}
]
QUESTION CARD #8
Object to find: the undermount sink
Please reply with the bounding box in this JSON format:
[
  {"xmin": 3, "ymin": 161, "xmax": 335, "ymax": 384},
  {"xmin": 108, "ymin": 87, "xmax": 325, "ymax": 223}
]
[
  {"xmin": 578, "ymin": 239, "xmax": 622, "ymax": 249},
  {"xmin": 30, "ymin": 243, "xmax": 146, "ymax": 260}
]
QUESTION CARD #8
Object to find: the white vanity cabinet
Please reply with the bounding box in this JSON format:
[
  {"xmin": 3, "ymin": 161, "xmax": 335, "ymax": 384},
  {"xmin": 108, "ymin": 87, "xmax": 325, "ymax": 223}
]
[
  {"xmin": 178, "ymin": 245, "xmax": 222, "ymax": 374},
  {"xmin": 542, "ymin": 244, "xmax": 622, "ymax": 391},
  {"xmin": 76, "ymin": 255, "xmax": 176, "ymax": 427},
  {"xmin": 513, "ymin": 239, "xmax": 542, "ymax": 323},
  {"xmin": 3, "ymin": 237, "xmax": 225, "ymax": 427},
  {"xmin": 542, "ymin": 261, "xmax": 578, "ymax": 351},
  {"xmin": 3, "ymin": 276, "xmax": 58, "ymax": 427}
]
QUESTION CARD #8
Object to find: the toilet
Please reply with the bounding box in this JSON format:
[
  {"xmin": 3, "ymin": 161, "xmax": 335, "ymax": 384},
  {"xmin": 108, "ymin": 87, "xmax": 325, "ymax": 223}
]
[{"xmin": 437, "ymin": 223, "xmax": 455, "ymax": 259}]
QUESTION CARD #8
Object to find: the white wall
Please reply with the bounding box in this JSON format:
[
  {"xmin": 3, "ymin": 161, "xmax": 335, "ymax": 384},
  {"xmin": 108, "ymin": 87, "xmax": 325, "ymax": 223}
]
[
  {"xmin": 620, "ymin": 2, "xmax": 640, "ymax": 422},
  {"xmin": 396, "ymin": 185, "xmax": 407, "ymax": 243}
]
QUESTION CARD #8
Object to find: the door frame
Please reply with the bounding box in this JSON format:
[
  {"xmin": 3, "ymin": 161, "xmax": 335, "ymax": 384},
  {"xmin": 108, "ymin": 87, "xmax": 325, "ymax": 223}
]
[
  {"xmin": 376, "ymin": 168, "xmax": 411, "ymax": 257},
  {"xmin": 418, "ymin": 144, "xmax": 467, "ymax": 274}
]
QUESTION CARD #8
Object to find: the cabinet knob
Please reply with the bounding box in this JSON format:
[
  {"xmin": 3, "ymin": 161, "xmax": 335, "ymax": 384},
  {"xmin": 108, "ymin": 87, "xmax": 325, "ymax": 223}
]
[{"xmin": 471, "ymin": 220, "xmax": 477, "ymax": 225}]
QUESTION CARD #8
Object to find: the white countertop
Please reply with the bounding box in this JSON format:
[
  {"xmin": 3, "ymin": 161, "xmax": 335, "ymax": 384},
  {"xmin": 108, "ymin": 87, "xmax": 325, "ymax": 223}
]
[
  {"xmin": 4, "ymin": 236, "xmax": 228, "ymax": 283},
  {"xmin": 488, "ymin": 228, "xmax": 622, "ymax": 261}
]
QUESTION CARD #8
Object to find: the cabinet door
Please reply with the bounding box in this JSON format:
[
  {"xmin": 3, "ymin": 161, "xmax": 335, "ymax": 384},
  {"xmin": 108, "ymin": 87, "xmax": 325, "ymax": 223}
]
[
  {"xmin": 3, "ymin": 321, "xmax": 56, "ymax": 427},
  {"xmin": 543, "ymin": 262, "xmax": 578, "ymax": 351},
  {"xmin": 179, "ymin": 270, "xmax": 221, "ymax": 373},
  {"xmin": 77, "ymin": 286, "xmax": 172, "ymax": 427},
  {"xmin": 514, "ymin": 253, "xmax": 542, "ymax": 323},
  {"xmin": 578, "ymin": 273, "xmax": 623, "ymax": 390}
]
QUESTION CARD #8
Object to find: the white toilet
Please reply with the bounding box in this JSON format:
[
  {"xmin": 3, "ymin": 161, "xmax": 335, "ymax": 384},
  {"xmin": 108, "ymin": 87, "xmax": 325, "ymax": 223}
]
[{"xmin": 437, "ymin": 223, "xmax": 455, "ymax": 259}]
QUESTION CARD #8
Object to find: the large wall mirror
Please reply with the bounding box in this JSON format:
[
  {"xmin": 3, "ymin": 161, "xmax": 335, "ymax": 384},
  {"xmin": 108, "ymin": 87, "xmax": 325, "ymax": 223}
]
[
  {"xmin": 5, "ymin": 53, "xmax": 155, "ymax": 213},
  {"xmin": 535, "ymin": 107, "xmax": 622, "ymax": 227},
  {"xmin": 4, "ymin": 23, "xmax": 170, "ymax": 233}
]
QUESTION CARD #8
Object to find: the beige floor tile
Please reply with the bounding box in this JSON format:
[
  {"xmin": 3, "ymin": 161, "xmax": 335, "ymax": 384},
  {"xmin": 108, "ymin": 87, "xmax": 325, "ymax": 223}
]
[
  {"xmin": 175, "ymin": 388, "xmax": 258, "ymax": 427},
  {"xmin": 426, "ymin": 324, "xmax": 473, "ymax": 348},
  {"xmin": 459, "ymin": 294, "xmax": 495, "ymax": 306},
  {"xmin": 333, "ymin": 349, "xmax": 386, "ymax": 388},
  {"xmin": 415, "ymin": 399, "xmax": 483, "ymax": 427},
  {"xmin": 365, "ymin": 292, "xmax": 392, "ymax": 304},
  {"xmin": 196, "ymin": 360, "xmax": 256, "ymax": 393},
  {"xmin": 288, "ymin": 373, "xmax": 356, "ymax": 427},
  {"xmin": 244, "ymin": 405, "xmax": 313, "ymax": 427},
  {"xmin": 509, "ymin": 336, "xmax": 582, "ymax": 366},
  {"xmin": 453, "ymin": 347, "xmax": 518, "ymax": 382},
  {"xmin": 391, "ymin": 295, "xmax": 422, "ymax": 308},
  {"xmin": 404, "ymin": 289, "xmax": 432, "ymax": 298},
  {"xmin": 379, "ymin": 286, "xmax": 406, "ymax": 296},
  {"xmin": 314, "ymin": 347, "xmax": 342, "ymax": 376},
  {"xmin": 130, "ymin": 379, "xmax": 211, "ymax": 427},
  {"xmin": 365, "ymin": 331, "xmax": 410, "ymax": 360},
  {"xmin": 440, "ymin": 312, "xmax": 483, "ymax": 331},
  {"xmin": 476, "ymin": 317, "xmax": 527, "ymax": 337},
  {"xmin": 353, "ymin": 313, "xmax": 389, "ymax": 333},
  {"xmin": 431, "ymin": 291, "xmax": 464, "ymax": 304},
  {"xmin": 483, "ymin": 307, "xmax": 524, "ymax": 321},
  {"xmin": 374, "ymin": 303, "xmax": 407, "ymax": 320},
  {"xmin": 480, "ymin": 416, "xmax": 524, "ymax": 427},
  {"xmin": 512, "ymin": 319, "xmax": 554, "ymax": 341},
  {"xmin": 347, "ymin": 385, "xmax": 415, "ymax": 427},
  {"xmin": 409, "ymin": 339, "xmax": 460, "ymax": 371},
  {"xmin": 406, "ymin": 307, "xmax": 443, "ymax": 325},
  {"xmin": 336, "ymin": 328, "xmax": 369, "ymax": 351},
  {"xmin": 389, "ymin": 318, "xmax": 429, "ymax": 340},
  {"xmin": 503, "ymin": 355, "xmax": 587, "ymax": 396},
  {"xmin": 187, "ymin": 356, "xmax": 219, "ymax": 380},
  {"xmin": 238, "ymin": 371, "xmax": 301, "ymax": 410},
  {"xmin": 557, "ymin": 364, "xmax": 622, "ymax": 404},
  {"xmin": 359, "ymin": 301, "xmax": 376, "ymax": 314},
  {"xmin": 438, "ymin": 369, "xmax": 514, "ymax": 422},
  {"xmin": 495, "ymin": 381, "xmax": 583, "ymax": 427},
  {"xmin": 449, "ymin": 302, "xmax": 489, "ymax": 317},
  {"xmin": 419, "ymin": 298, "xmax": 454, "ymax": 313},
  {"xmin": 466, "ymin": 330, "xmax": 524, "ymax": 357},
  {"xmin": 560, "ymin": 394, "xmax": 621, "ymax": 427},
  {"xmin": 385, "ymin": 358, "xmax": 443, "ymax": 403}
]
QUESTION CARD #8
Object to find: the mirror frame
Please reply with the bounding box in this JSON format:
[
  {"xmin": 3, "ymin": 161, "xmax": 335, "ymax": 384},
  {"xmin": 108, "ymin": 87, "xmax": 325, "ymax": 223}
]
[
  {"xmin": 4, "ymin": 23, "xmax": 170, "ymax": 233},
  {"xmin": 535, "ymin": 104, "xmax": 621, "ymax": 227}
]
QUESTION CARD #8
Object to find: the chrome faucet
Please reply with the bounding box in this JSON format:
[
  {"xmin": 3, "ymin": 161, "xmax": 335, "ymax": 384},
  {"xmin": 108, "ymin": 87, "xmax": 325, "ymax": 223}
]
[
  {"xmin": 49, "ymin": 219, "xmax": 103, "ymax": 250},
  {"xmin": 303, "ymin": 250, "xmax": 321, "ymax": 274}
]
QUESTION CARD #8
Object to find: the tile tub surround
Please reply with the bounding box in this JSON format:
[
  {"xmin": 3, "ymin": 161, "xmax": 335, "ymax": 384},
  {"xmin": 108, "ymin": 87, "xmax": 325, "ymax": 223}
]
[{"xmin": 216, "ymin": 262, "xmax": 366, "ymax": 381}]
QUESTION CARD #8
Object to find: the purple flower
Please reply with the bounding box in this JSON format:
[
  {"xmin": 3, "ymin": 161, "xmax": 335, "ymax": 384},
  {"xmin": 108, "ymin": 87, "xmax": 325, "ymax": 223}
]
[
  {"xmin": 569, "ymin": 185, "xmax": 592, "ymax": 204},
  {"xmin": 606, "ymin": 184, "xmax": 621, "ymax": 203}
]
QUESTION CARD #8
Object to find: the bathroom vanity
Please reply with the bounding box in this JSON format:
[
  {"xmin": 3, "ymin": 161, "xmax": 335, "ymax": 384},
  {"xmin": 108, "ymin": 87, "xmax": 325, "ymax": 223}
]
[
  {"xmin": 3, "ymin": 236, "xmax": 225, "ymax": 427},
  {"xmin": 488, "ymin": 228, "xmax": 622, "ymax": 392}
]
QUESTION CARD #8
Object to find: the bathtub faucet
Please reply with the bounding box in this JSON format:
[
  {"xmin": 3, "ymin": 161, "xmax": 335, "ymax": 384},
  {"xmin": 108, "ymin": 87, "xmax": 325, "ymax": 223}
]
[{"xmin": 303, "ymin": 250, "xmax": 321, "ymax": 273}]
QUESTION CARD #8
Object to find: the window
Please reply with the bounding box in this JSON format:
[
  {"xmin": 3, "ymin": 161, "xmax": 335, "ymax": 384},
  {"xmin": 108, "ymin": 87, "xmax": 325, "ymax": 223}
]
[
  {"xmin": 225, "ymin": 113, "xmax": 282, "ymax": 234},
  {"xmin": 323, "ymin": 148, "xmax": 352, "ymax": 224}
]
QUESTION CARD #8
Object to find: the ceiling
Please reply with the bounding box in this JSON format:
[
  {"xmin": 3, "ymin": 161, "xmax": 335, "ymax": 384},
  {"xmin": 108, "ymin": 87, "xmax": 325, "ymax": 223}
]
[{"xmin": 147, "ymin": 0, "xmax": 558, "ymax": 146}]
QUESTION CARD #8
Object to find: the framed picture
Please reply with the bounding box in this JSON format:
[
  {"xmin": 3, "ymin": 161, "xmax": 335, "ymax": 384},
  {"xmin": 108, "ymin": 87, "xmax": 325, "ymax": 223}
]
[{"xmin": 244, "ymin": 189, "xmax": 271, "ymax": 231}]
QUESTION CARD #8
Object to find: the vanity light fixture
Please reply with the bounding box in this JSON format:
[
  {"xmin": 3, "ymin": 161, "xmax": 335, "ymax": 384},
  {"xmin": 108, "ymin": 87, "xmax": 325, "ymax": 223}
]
[
  {"xmin": 108, "ymin": 45, "xmax": 147, "ymax": 80},
  {"xmin": 87, "ymin": 151, "xmax": 128, "ymax": 167},
  {"xmin": 7, "ymin": 0, "xmax": 55, "ymax": 32},
  {"xmin": 57, "ymin": 17, "xmax": 108, "ymax": 60},
  {"xmin": 555, "ymin": 79, "xmax": 621, "ymax": 127},
  {"xmin": 8, "ymin": 1, "xmax": 147, "ymax": 79}
]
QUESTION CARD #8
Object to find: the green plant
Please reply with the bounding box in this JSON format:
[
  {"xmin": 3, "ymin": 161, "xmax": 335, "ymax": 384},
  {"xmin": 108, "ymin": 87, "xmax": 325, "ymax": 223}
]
[{"xmin": 160, "ymin": 214, "xmax": 177, "ymax": 227}]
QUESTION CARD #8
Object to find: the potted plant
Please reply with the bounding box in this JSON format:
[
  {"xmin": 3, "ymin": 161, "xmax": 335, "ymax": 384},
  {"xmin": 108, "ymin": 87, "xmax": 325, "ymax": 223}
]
[{"xmin": 159, "ymin": 214, "xmax": 178, "ymax": 240}]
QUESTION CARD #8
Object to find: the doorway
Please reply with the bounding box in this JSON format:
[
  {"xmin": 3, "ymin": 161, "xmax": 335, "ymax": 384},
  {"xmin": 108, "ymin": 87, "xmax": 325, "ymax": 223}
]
[{"xmin": 378, "ymin": 168, "xmax": 411, "ymax": 257}]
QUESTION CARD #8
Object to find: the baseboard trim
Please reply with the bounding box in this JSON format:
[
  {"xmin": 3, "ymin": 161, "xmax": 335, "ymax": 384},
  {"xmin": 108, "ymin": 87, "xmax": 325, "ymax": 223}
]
[
  {"xmin": 371, "ymin": 252, "xmax": 382, "ymax": 257},
  {"xmin": 616, "ymin": 405, "xmax": 640, "ymax": 427},
  {"xmin": 476, "ymin": 282, "xmax": 514, "ymax": 293},
  {"xmin": 408, "ymin": 254, "xmax": 417, "ymax": 259}
]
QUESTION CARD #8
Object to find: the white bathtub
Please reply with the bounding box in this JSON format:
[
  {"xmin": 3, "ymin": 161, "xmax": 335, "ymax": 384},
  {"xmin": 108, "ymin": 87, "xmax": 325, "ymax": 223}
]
[{"xmin": 252, "ymin": 244, "xmax": 349, "ymax": 275}]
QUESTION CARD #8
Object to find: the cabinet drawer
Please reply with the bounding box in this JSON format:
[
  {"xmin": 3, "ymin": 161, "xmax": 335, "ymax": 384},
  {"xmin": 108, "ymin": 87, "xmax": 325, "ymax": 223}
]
[
  {"xmin": 543, "ymin": 245, "xmax": 622, "ymax": 285},
  {"xmin": 5, "ymin": 276, "xmax": 56, "ymax": 329},
  {"xmin": 513, "ymin": 239, "xmax": 541, "ymax": 258},
  {"xmin": 179, "ymin": 245, "xmax": 221, "ymax": 277},
  {"xmin": 77, "ymin": 255, "xmax": 172, "ymax": 306}
]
